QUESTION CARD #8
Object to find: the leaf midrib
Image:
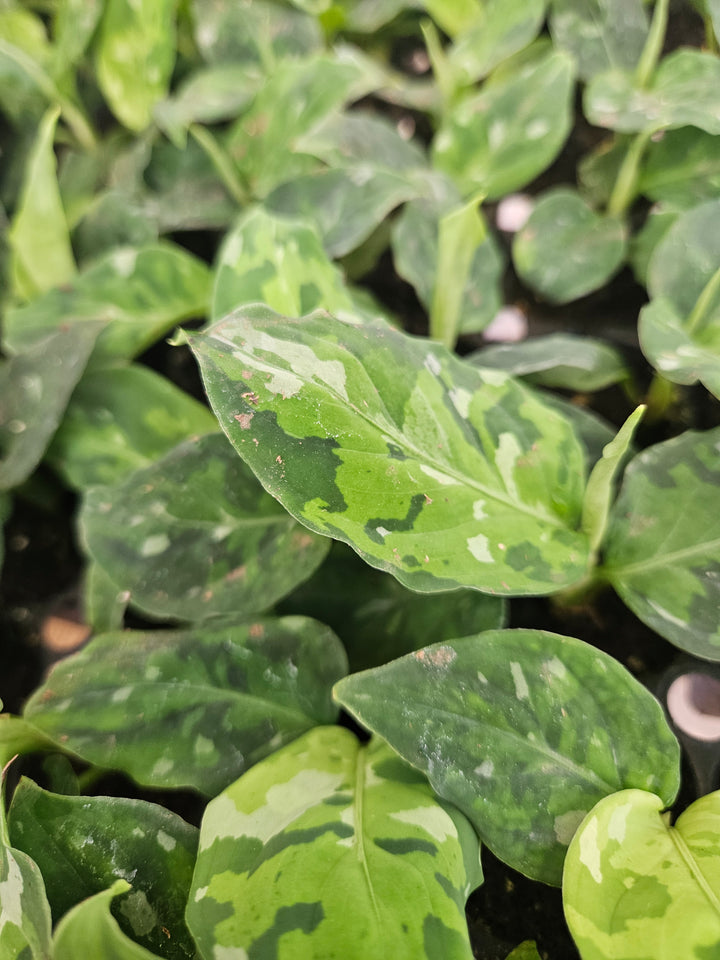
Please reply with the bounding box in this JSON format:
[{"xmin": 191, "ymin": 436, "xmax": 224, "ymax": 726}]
[
  {"xmin": 668, "ymin": 826, "xmax": 720, "ymax": 916},
  {"xmin": 606, "ymin": 535, "xmax": 720, "ymax": 578}
]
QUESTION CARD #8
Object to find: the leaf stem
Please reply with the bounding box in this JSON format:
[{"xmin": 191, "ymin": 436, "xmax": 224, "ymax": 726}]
[
  {"xmin": 606, "ymin": 128, "xmax": 655, "ymax": 217},
  {"xmin": 189, "ymin": 123, "xmax": 250, "ymax": 206},
  {"xmin": 635, "ymin": 0, "xmax": 670, "ymax": 89},
  {"xmin": 686, "ymin": 263, "xmax": 720, "ymax": 336},
  {"xmin": 644, "ymin": 371, "xmax": 678, "ymax": 422}
]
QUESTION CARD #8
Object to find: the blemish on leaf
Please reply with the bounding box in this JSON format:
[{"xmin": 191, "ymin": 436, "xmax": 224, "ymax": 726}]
[{"xmin": 234, "ymin": 412, "xmax": 254, "ymax": 429}]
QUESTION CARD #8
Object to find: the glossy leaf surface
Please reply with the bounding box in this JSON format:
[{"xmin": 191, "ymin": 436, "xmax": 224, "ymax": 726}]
[
  {"xmin": 81, "ymin": 432, "xmax": 329, "ymax": 621},
  {"xmin": 24, "ymin": 617, "xmax": 346, "ymax": 795},
  {"xmin": 512, "ymin": 189, "xmax": 626, "ymax": 304},
  {"xmin": 9, "ymin": 780, "xmax": 197, "ymax": 959},
  {"xmin": 334, "ymin": 629, "xmax": 680, "ymax": 884},
  {"xmin": 603, "ymin": 428, "xmax": 720, "ymax": 659},
  {"xmin": 3, "ymin": 243, "xmax": 210, "ymax": 367},
  {"xmin": 188, "ymin": 306, "xmax": 592, "ymax": 596},
  {"xmin": 563, "ymin": 789, "xmax": 720, "ymax": 959},
  {"xmin": 187, "ymin": 727, "xmax": 482, "ymax": 960}
]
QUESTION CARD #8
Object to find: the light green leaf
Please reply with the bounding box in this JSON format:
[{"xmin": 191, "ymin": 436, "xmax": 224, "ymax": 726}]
[
  {"xmin": 3, "ymin": 242, "xmax": 211, "ymax": 367},
  {"xmin": 335, "ymin": 0, "xmax": 418, "ymax": 32},
  {"xmin": 585, "ymin": 48, "xmax": 720, "ymax": 134},
  {"xmin": 0, "ymin": 8, "xmax": 50, "ymax": 123},
  {"xmin": 0, "ymin": 837, "xmax": 52, "ymax": 960},
  {"xmin": 548, "ymin": 0, "xmax": 648, "ymax": 81},
  {"xmin": 468, "ymin": 334, "xmax": 630, "ymax": 392},
  {"xmin": 73, "ymin": 191, "xmax": 159, "ymax": 264},
  {"xmin": 581, "ymin": 405, "xmax": 644, "ymax": 557},
  {"xmin": 24, "ymin": 617, "xmax": 346, "ymax": 795},
  {"xmin": 432, "ymin": 50, "xmax": 575, "ymax": 199},
  {"xmin": 51, "ymin": 0, "xmax": 102, "ymax": 79},
  {"xmin": 639, "ymin": 296, "xmax": 720, "ymax": 399},
  {"xmin": 639, "ymin": 127, "xmax": 720, "ymax": 206},
  {"xmin": 279, "ymin": 541, "xmax": 505, "ymax": 672},
  {"xmin": 80, "ymin": 433, "xmax": 330, "ymax": 621},
  {"xmin": 0, "ymin": 323, "xmax": 103, "ymax": 491},
  {"xmin": 422, "ymin": 0, "xmax": 481, "ymax": 36},
  {"xmin": 47, "ymin": 364, "xmax": 217, "ymax": 490},
  {"xmin": 296, "ymin": 111, "xmax": 427, "ymax": 172},
  {"xmin": 603, "ymin": 427, "xmax": 720, "ymax": 658},
  {"xmin": 9, "ymin": 780, "xmax": 198, "ymax": 959},
  {"xmin": 83, "ymin": 560, "xmax": 128, "ymax": 634},
  {"xmin": 578, "ymin": 135, "xmax": 627, "ymax": 208},
  {"xmin": 540, "ymin": 392, "xmax": 618, "ymax": 469},
  {"xmin": 187, "ymin": 306, "xmax": 592, "ymax": 596},
  {"xmin": 512, "ymin": 188, "xmax": 627, "ymax": 304},
  {"xmin": 505, "ymin": 943, "xmax": 542, "ymax": 960},
  {"xmin": 628, "ymin": 201, "xmax": 681, "ymax": 287},
  {"xmin": 0, "ymin": 716, "xmax": 56, "ymax": 770},
  {"xmin": 192, "ymin": 0, "xmax": 321, "ymax": 65},
  {"xmin": 186, "ymin": 728, "xmax": 482, "ymax": 960},
  {"xmin": 212, "ymin": 206, "xmax": 354, "ymax": 321},
  {"xmin": 52, "ymin": 881, "xmax": 163, "ymax": 960},
  {"xmin": 334, "ymin": 629, "xmax": 681, "ymax": 885},
  {"xmin": 563, "ymin": 789, "xmax": 720, "ymax": 959},
  {"xmin": 8, "ymin": 107, "xmax": 75, "ymax": 301},
  {"xmin": 449, "ymin": 0, "xmax": 546, "ymax": 83},
  {"xmin": 95, "ymin": 0, "xmax": 176, "ymax": 132}
]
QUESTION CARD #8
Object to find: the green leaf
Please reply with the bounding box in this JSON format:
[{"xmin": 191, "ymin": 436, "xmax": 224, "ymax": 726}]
[
  {"xmin": 628, "ymin": 201, "xmax": 681, "ymax": 287},
  {"xmin": 83, "ymin": 560, "xmax": 128, "ymax": 634},
  {"xmin": 423, "ymin": 0, "xmax": 481, "ymax": 37},
  {"xmin": 448, "ymin": 0, "xmax": 546, "ymax": 84},
  {"xmin": 279, "ymin": 542, "xmax": 506, "ymax": 672},
  {"xmin": 95, "ymin": 0, "xmax": 176, "ymax": 132},
  {"xmin": 0, "ymin": 323, "xmax": 103, "ymax": 491},
  {"xmin": 639, "ymin": 296, "xmax": 720, "ymax": 399},
  {"xmin": 334, "ymin": 629, "xmax": 681, "ymax": 884},
  {"xmin": 639, "ymin": 127, "xmax": 720, "ymax": 206},
  {"xmin": 8, "ymin": 107, "xmax": 75, "ymax": 301},
  {"xmin": 0, "ymin": 716, "xmax": 57, "ymax": 769},
  {"xmin": 212, "ymin": 206, "xmax": 354, "ymax": 321},
  {"xmin": 603, "ymin": 427, "xmax": 720, "ymax": 659},
  {"xmin": 9, "ymin": 780, "xmax": 198, "ymax": 959},
  {"xmin": 0, "ymin": 8, "xmax": 50, "ymax": 124},
  {"xmin": 392, "ymin": 193, "xmax": 504, "ymax": 336},
  {"xmin": 432, "ymin": 50, "xmax": 575, "ymax": 199},
  {"xmin": 52, "ymin": 881, "xmax": 163, "ymax": 960},
  {"xmin": 0, "ymin": 837, "xmax": 52, "ymax": 960},
  {"xmin": 3, "ymin": 242, "xmax": 211, "ymax": 367},
  {"xmin": 585, "ymin": 49, "xmax": 720, "ymax": 134},
  {"xmin": 468, "ymin": 334, "xmax": 630, "ymax": 392},
  {"xmin": 47, "ymin": 364, "xmax": 217, "ymax": 490},
  {"xmin": 505, "ymin": 943, "xmax": 542, "ymax": 960},
  {"xmin": 512, "ymin": 188, "xmax": 627, "ymax": 304},
  {"xmin": 188, "ymin": 306, "xmax": 591, "ymax": 596},
  {"xmin": 548, "ymin": 0, "xmax": 649, "ymax": 81},
  {"xmin": 51, "ymin": 0, "xmax": 102, "ymax": 79},
  {"xmin": 186, "ymin": 727, "xmax": 482, "ymax": 960},
  {"xmin": 24, "ymin": 617, "xmax": 346, "ymax": 795},
  {"xmin": 563, "ymin": 789, "xmax": 720, "ymax": 959},
  {"xmin": 581, "ymin": 405, "xmax": 644, "ymax": 558},
  {"xmin": 80, "ymin": 432, "xmax": 329, "ymax": 621},
  {"xmin": 296, "ymin": 111, "xmax": 427, "ymax": 173}
]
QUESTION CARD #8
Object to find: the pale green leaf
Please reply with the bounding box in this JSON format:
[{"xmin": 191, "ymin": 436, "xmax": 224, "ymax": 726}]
[
  {"xmin": 0, "ymin": 716, "xmax": 57, "ymax": 770},
  {"xmin": 186, "ymin": 728, "xmax": 482, "ymax": 960},
  {"xmin": 83, "ymin": 560, "xmax": 128, "ymax": 634},
  {"xmin": 639, "ymin": 127, "xmax": 720, "ymax": 206},
  {"xmin": 603, "ymin": 427, "xmax": 720, "ymax": 659},
  {"xmin": 296, "ymin": 111, "xmax": 427, "ymax": 172},
  {"xmin": 449, "ymin": 0, "xmax": 546, "ymax": 83},
  {"xmin": 95, "ymin": 0, "xmax": 176, "ymax": 131},
  {"xmin": 334, "ymin": 629, "xmax": 680, "ymax": 884},
  {"xmin": 51, "ymin": 0, "xmax": 102, "ymax": 79},
  {"xmin": 0, "ymin": 840, "xmax": 52, "ymax": 960},
  {"xmin": 8, "ymin": 107, "xmax": 75, "ymax": 301},
  {"xmin": 0, "ymin": 8, "xmax": 50, "ymax": 123},
  {"xmin": 548, "ymin": 0, "xmax": 649, "ymax": 81},
  {"xmin": 563, "ymin": 789, "xmax": 720, "ymax": 959},
  {"xmin": 187, "ymin": 306, "xmax": 592, "ymax": 596},
  {"xmin": 639, "ymin": 296, "xmax": 720, "ymax": 399},
  {"xmin": 24, "ymin": 617, "xmax": 346, "ymax": 795},
  {"xmin": 422, "ymin": 0, "xmax": 481, "ymax": 36},
  {"xmin": 192, "ymin": 0, "xmax": 321, "ymax": 65},
  {"xmin": 505, "ymin": 943, "xmax": 542, "ymax": 960}
]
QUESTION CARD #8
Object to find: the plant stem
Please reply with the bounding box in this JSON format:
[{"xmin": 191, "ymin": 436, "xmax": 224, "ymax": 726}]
[
  {"xmin": 635, "ymin": 0, "xmax": 670, "ymax": 88},
  {"xmin": 606, "ymin": 128, "xmax": 655, "ymax": 217},
  {"xmin": 704, "ymin": 12, "xmax": 719, "ymax": 53},
  {"xmin": 644, "ymin": 371, "xmax": 678, "ymax": 422},
  {"xmin": 189, "ymin": 124, "xmax": 250, "ymax": 206},
  {"xmin": 686, "ymin": 263, "xmax": 720, "ymax": 336}
]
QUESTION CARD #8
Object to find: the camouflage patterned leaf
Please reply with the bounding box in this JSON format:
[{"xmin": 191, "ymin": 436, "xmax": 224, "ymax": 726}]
[
  {"xmin": 212, "ymin": 206, "xmax": 355, "ymax": 321},
  {"xmin": 47, "ymin": 364, "xmax": 218, "ymax": 490},
  {"xmin": 432, "ymin": 50, "xmax": 575, "ymax": 199},
  {"xmin": 24, "ymin": 617, "xmax": 346, "ymax": 795},
  {"xmin": 3, "ymin": 243, "xmax": 211, "ymax": 368},
  {"xmin": 52, "ymin": 881, "xmax": 162, "ymax": 960},
  {"xmin": 602, "ymin": 428, "xmax": 720, "ymax": 659},
  {"xmin": 0, "ymin": 836, "xmax": 52, "ymax": 960},
  {"xmin": 80, "ymin": 433, "xmax": 329, "ymax": 621},
  {"xmin": 187, "ymin": 306, "xmax": 592, "ymax": 596},
  {"xmin": 8, "ymin": 780, "xmax": 197, "ymax": 959},
  {"xmin": 186, "ymin": 728, "xmax": 482, "ymax": 960},
  {"xmin": 95, "ymin": 0, "xmax": 176, "ymax": 131},
  {"xmin": 563, "ymin": 789, "xmax": 720, "ymax": 959},
  {"xmin": 334, "ymin": 629, "xmax": 680, "ymax": 884}
]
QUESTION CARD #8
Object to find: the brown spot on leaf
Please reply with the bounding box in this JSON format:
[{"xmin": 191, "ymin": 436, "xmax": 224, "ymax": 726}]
[
  {"xmin": 249, "ymin": 623, "xmax": 265, "ymax": 638},
  {"xmin": 225, "ymin": 565, "xmax": 247, "ymax": 582},
  {"xmin": 234, "ymin": 412, "xmax": 254, "ymax": 430}
]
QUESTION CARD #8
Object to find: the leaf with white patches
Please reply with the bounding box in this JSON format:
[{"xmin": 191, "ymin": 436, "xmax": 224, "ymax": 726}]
[
  {"xmin": 186, "ymin": 727, "xmax": 482, "ymax": 960},
  {"xmin": 186, "ymin": 306, "xmax": 592, "ymax": 597},
  {"xmin": 334, "ymin": 629, "xmax": 680, "ymax": 884},
  {"xmin": 563, "ymin": 789, "xmax": 720, "ymax": 959},
  {"xmin": 23, "ymin": 617, "xmax": 346, "ymax": 795}
]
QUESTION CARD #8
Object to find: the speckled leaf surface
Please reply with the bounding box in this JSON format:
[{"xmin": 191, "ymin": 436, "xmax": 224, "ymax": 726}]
[
  {"xmin": 448, "ymin": 0, "xmax": 546, "ymax": 84},
  {"xmin": 563, "ymin": 789, "xmax": 720, "ymax": 959},
  {"xmin": 186, "ymin": 727, "xmax": 482, "ymax": 960},
  {"xmin": 334, "ymin": 629, "xmax": 680, "ymax": 884},
  {"xmin": 80, "ymin": 432, "xmax": 329, "ymax": 621},
  {"xmin": 432, "ymin": 50, "xmax": 575, "ymax": 199},
  {"xmin": 548, "ymin": 0, "xmax": 648, "ymax": 81},
  {"xmin": 47, "ymin": 364, "xmax": 217, "ymax": 490},
  {"xmin": 603, "ymin": 428, "xmax": 720, "ymax": 659},
  {"xmin": 3, "ymin": 243, "xmax": 210, "ymax": 367},
  {"xmin": 188, "ymin": 306, "xmax": 591, "ymax": 596},
  {"xmin": 24, "ymin": 617, "xmax": 346, "ymax": 795},
  {"xmin": 585, "ymin": 49, "xmax": 720, "ymax": 134},
  {"xmin": 95, "ymin": 0, "xmax": 176, "ymax": 132},
  {"xmin": 52, "ymin": 881, "xmax": 163, "ymax": 960},
  {"xmin": 8, "ymin": 780, "xmax": 197, "ymax": 959},
  {"xmin": 212, "ymin": 207, "xmax": 354, "ymax": 321}
]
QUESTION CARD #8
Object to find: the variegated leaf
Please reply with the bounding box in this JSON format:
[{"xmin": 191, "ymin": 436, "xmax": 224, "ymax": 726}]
[
  {"xmin": 186, "ymin": 728, "xmax": 482, "ymax": 960},
  {"xmin": 186, "ymin": 306, "xmax": 591, "ymax": 596}
]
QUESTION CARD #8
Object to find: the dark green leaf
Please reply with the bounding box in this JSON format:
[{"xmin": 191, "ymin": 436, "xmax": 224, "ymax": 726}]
[
  {"xmin": 334, "ymin": 629, "xmax": 680, "ymax": 884},
  {"xmin": 192, "ymin": 0, "xmax": 321, "ymax": 65},
  {"xmin": 639, "ymin": 127, "xmax": 720, "ymax": 206}
]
